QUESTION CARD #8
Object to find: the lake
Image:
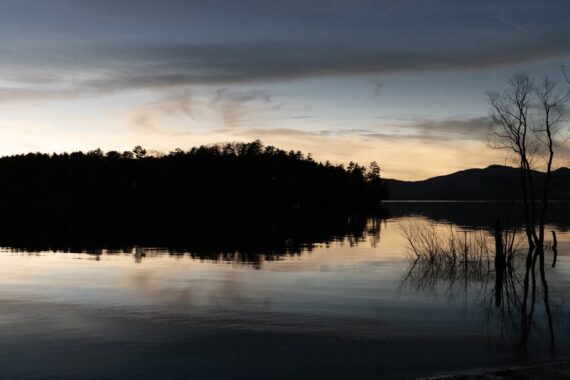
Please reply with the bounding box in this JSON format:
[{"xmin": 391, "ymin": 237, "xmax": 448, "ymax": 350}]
[{"xmin": 0, "ymin": 202, "xmax": 568, "ymax": 379}]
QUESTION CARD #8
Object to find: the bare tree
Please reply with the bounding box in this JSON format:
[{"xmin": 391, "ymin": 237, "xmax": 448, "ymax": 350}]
[
  {"xmin": 489, "ymin": 73, "xmax": 569, "ymax": 245},
  {"xmin": 488, "ymin": 73, "xmax": 537, "ymax": 247},
  {"xmin": 534, "ymin": 77, "xmax": 569, "ymax": 247},
  {"xmin": 488, "ymin": 72, "xmax": 569, "ymax": 347}
]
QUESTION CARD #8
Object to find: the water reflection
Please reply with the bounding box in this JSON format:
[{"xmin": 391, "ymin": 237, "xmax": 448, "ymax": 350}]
[
  {"xmin": 386, "ymin": 201, "xmax": 570, "ymax": 231},
  {"xmin": 1, "ymin": 201, "xmax": 568, "ymax": 264},
  {"xmin": 399, "ymin": 220, "xmax": 560, "ymax": 350},
  {"xmin": 0, "ymin": 202, "xmax": 566, "ymax": 379},
  {"xmin": 0, "ymin": 208, "xmax": 385, "ymax": 266}
]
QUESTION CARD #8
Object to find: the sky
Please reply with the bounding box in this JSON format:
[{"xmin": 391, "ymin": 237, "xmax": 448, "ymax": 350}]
[{"xmin": 0, "ymin": 0, "xmax": 569, "ymax": 180}]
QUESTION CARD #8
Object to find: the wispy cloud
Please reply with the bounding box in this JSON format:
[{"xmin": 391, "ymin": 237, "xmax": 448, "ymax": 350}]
[
  {"xmin": 210, "ymin": 88, "xmax": 273, "ymax": 127},
  {"xmin": 130, "ymin": 88, "xmax": 276, "ymax": 131},
  {"xmin": 231, "ymin": 116, "xmax": 491, "ymax": 143},
  {"xmin": 130, "ymin": 91, "xmax": 194, "ymax": 130},
  {"xmin": 82, "ymin": 38, "xmax": 570, "ymax": 91},
  {"xmin": 1, "ymin": 35, "xmax": 566, "ymax": 102},
  {"xmin": 367, "ymin": 117, "xmax": 492, "ymax": 142}
]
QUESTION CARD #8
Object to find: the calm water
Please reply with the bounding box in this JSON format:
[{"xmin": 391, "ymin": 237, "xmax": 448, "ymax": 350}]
[{"xmin": 0, "ymin": 203, "xmax": 569, "ymax": 379}]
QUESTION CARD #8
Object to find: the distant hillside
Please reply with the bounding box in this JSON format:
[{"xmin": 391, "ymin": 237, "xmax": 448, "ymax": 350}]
[{"xmin": 385, "ymin": 165, "xmax": 570, "ymax": 200}]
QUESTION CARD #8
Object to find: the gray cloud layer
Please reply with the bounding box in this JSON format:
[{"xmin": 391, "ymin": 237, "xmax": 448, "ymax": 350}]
[
  {"xmin": 83, "ymin": 37, "xmax": 569, "ymax": 90},
  {"xmin": 235, "ymin": 116, "xmax": 491, "ymax": 143},
  {"xmin": 0, "ymin": 0, "xmax": 568, "ymax": 98}
]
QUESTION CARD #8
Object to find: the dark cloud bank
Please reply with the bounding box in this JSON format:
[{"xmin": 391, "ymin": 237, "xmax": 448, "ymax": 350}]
[{"xmin": 0, "ymin": 0, "xmax": 568, "ymax": 95}]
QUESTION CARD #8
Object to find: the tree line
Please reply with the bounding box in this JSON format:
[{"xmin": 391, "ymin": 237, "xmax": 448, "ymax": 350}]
[{"xmin": 0, "ymin": 140, "xmax": 387, "ymax": 216}]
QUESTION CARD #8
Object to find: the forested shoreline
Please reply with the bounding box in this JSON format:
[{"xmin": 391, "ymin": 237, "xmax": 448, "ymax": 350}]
[
  {"xmin": 0, "ymin": 140, "xmax": 386, "ymax": 251},
  {"xmin": 0, "ymin": 140, "xmax": 387, "ymax": 215}
]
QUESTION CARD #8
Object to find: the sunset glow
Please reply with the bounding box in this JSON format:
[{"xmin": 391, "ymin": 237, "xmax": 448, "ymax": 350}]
[{"xmin": 0, "ymin": 1, "xmax": 568, "ymax": 179}]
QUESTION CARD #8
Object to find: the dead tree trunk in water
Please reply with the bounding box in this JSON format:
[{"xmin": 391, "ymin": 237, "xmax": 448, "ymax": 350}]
[
  {"xmin": 552, "ymin": 230, "xmax": 558, "ymax": 268},
  {"xmin": 538, "ymin": 245, "xmax": 555, "ymax": 349},
  {"xmin": 494, "ymin": 220, "xmax": 505, "ymax": 307}
]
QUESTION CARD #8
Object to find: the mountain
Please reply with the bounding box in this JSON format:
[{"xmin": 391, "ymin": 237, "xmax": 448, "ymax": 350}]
[{"xmin": 384, "ymin": 165, "xmax": 570, "ymax": 200}]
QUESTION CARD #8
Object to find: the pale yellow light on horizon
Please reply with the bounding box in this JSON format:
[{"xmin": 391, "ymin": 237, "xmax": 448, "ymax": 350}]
[
  {"xmin": 0, "ymin": 117, "xmax": 506, "ymax": 181},
  {"xmin": 0, "ymin": 92, "xmax": 509, "ymax": 181}
]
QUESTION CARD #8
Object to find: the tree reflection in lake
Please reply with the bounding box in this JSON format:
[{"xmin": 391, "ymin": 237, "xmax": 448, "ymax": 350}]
[
  {"xmin": 400, "ymin": 221, "xmax": 556, "ymax": 350},
  {"xmin": 0, "ymin": 203, "xmax": 566, "ymax": 379},
  {"xmin": 0, "ymin": 207, "xmax": 385, "ymax": 268},
  {"xmin": 399, "ymin": 223, "xmax": 492, "ymax": 301}
]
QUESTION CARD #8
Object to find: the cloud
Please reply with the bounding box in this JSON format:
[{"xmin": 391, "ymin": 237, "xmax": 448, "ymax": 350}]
[
  {"xmin": 210, "ymin": 88, "xmax": 273, "ymax": 127},
  {"xmin": 232, "ymin": 116, "xmax": 492, "ymax": 143},
  {"xmin": 309, "ymin": 117, "xmax": 492, "ymax": 143},
  {"xmin": 131, "ymin": 92, "xmax": 194, "ymax": 130},
  {"xmin": 235, "ymin": 127, "xmax": 322, "ymax": 138},
  {"xmin": 371, "ymin": 80, "xmax": 385, "ymax": 98},
  {"xmin": 78, "ymin": 37, "xmax": 570, "ymax": 92},
  {"xmin": 129, "ymin": 88, "xmax": 275, "ymax": 131},
  {"xmin": 0, "ymin": 87, "xmax": 79, "ymax": 103},
  {"xmin": 0, "ymin": 0, "xmax": 567, "ymax": 99},
  {"xmin": 387, "ymin": 117, "xmax": 492, "ymax": 142}
]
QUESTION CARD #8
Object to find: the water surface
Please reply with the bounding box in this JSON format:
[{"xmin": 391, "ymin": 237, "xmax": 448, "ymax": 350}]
[{"xmin": 0, "ymin": 202, "xmax": 568, "ymax": 379}]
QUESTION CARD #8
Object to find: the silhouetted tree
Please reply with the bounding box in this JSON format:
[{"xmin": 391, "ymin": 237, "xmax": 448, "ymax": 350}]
[
  {"xmin": 87, "ymin": 148, "xmax": 104, "ymax": 157},
  {"xmin": 106, "ymin": 150, "xmax": 121, "ymax": 159},
  {"xmin": 489, "ymin": 73, "xmax": 569, "ymax": 247},
  {"xmin": 133, "ymin": 145, "xmax": 147, "ymax": 159},
  {"xmin": 488, "ymin": 72, "xmax": 569, "ymax": 347},
  {"xmin": 122, "ymin": 151, "xmax": 134, "ymax": 159}
]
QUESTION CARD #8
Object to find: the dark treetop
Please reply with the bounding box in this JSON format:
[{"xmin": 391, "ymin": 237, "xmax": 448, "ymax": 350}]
[{"xmin": 0, "ymin": 140, "xmax": 385, "ymax": 214}]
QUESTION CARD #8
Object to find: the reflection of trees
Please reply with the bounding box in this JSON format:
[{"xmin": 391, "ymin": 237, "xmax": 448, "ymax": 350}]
[
  {"xmin": 9, "ymin": 214, "xmax": 384, "ymax": 269},
  {"xmin": 366, "ymin": 218, "xmax": 382, "ymax": 248},
  {"xmin": 400, "ymin": 222, "xmax": 556, "ymax": 348}
]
